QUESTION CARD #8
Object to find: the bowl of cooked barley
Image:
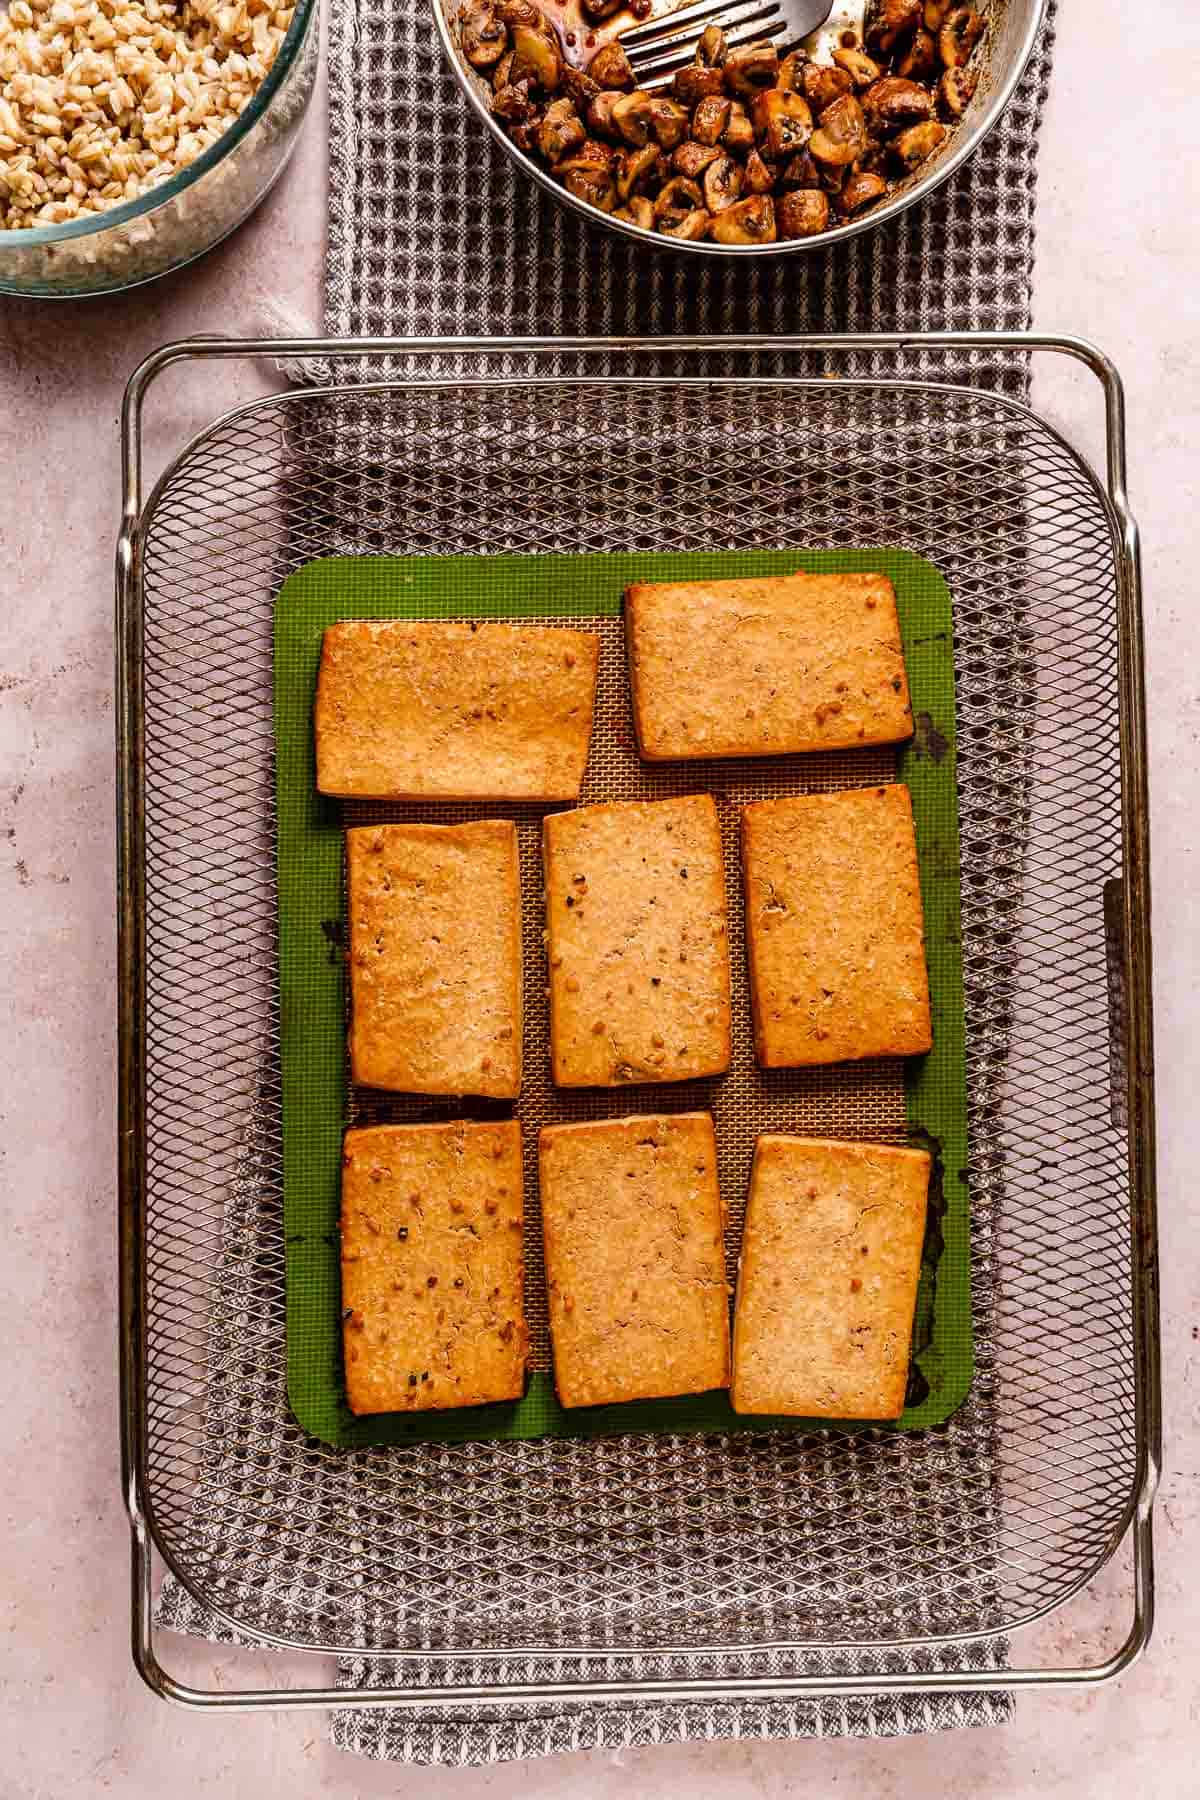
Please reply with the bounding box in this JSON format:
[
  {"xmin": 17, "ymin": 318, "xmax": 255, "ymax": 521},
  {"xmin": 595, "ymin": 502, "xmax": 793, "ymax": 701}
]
[{"xmin": 0, "ymin": 0, "xmax": 318, "ymax": 296}]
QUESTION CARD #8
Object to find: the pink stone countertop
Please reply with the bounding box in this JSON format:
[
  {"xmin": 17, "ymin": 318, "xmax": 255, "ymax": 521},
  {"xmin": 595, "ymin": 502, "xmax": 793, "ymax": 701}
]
[{"xmin": 2, "ymin": 2, "xmax": 1199, "ymax": 1793}]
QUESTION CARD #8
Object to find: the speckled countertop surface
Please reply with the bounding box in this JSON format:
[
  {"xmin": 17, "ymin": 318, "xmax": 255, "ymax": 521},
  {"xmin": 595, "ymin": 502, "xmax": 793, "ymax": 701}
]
[{"xmin": 2, "ymin": 2, "xmax": 1199, "ymax": 1793}]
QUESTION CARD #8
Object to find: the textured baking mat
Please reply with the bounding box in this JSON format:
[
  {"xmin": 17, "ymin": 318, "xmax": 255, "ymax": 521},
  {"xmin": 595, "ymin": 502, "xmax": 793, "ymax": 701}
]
[{"xmin": 276, "ymin": 548, "xmax": 969, "ymax": 1448}]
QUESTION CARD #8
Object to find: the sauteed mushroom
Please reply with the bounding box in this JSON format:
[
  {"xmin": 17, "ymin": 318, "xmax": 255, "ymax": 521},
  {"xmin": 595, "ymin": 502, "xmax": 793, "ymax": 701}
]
[
  {"xmin": 691, "ymin": 95, "xmax": 732, "ymax": 146},
  {"xmin": 461, "ymin": 4, "xmax": 508, "ymax": 70},
  {"xmin": 588, "ymin": 41, "xmax": 634, "ymax": 89},
  {"xmin": 862, "ymin": 76, "xmax": 935, "ymax": 133},
  {"xmin": 696, "ymin": 24, "xmax": 727, "ymax": 68},
  {"xmin": 939, "ymin": 6, "xmax": 984, "ymax": 68},
  {"xmin": 538, "ymin": 97, "xmax": 585, "ymax": 163},
  {"xmin": 709, "ymin": 194, "xmax": 777, "ymax": 244},
  {"xmin": 832, "ymin": 46, "xmax": 881, "ymax": 90},
  {"xmin": 893, "ymin": 119, "xmax": 947, "ymax": 168},
  {"xmin": 674, "ymin": 66, "xmax": 726, "ymax": 108},
  {"xmin": 809, "ymin": 93, "xmax": 868, "ymax": 167},
  {"xmin": 777, "ymin": 188, "xmax": 830, "ymax": 237},
  {"xmin": 838, "ymin": 169, "xmax": 888, "ymax": 213},
  {"xmin": 724, "ymin": 42, "xmax": 780, "ymax": 100},
  {"xmin": 654, "ymin": 175, "xmax": 704, "ymax": 229},
  {"xmin": 674, "ymin": 140, "xmax": 722, "ymax": 179},
  {"xmin": 752, "ymin": 89, "xmax": 814, "ymax": 159},
  {"xmin": 703, "ymin": 153, "xmax": 743, "ymax": 213},
  {"xmin": 466, "ymin": 0, "xmax": 990, "ymax": 242}
]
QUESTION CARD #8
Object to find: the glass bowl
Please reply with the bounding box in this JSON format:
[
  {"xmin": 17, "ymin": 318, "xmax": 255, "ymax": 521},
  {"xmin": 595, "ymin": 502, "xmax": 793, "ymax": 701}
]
[{"xmin": 0, "ymin": 0, "xmax": 320, "ymax": 298}]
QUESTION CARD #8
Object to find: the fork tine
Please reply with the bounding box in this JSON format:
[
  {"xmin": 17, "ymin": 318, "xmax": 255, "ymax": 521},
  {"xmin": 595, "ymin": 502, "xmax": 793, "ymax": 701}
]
[
  {"xmin": 619, "ymin": 0, "xmax": 751, "ymax": 52},
  {"xmin": 634, "ymin": 9, "xmax": 786, "ymax": 83}
]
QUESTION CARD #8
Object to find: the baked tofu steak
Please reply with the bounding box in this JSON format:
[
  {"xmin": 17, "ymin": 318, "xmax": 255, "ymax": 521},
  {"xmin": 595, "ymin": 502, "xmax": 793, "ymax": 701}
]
[
  {"xmin": 741, "ymin": 785, "xmax": 932, "ymax": 1067},
  {"xmin": 625, "ymin": 572, "xmax": 912, "ymax": 760},
  {"xmin": 340, "ymin": 1120, "xmax": 529, "ymax": 1415},
  {"xmin": 347, "ymin": 819, "xmax": 522, "ymax": 1097},
  {"xmin": 732, "ymin": 1135, "xmax": 931, "ymax": 1420},
  {"xmin": 543, "ymin": 794, "xmax": 732, "ymax": 1087},
  {"xmin": 538, "ymin": 1113, "xmax": 730, "ymax": 1408},
  {"xmin": 315, "ymin": 619, "xmax": 600, "ymax": 802}
]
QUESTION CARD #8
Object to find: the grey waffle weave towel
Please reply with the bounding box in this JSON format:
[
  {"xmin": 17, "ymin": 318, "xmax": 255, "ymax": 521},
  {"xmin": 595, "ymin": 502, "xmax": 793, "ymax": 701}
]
[{"xmin": 159, "ymin": 0, "xmax": 1058, "ymax": 1766}]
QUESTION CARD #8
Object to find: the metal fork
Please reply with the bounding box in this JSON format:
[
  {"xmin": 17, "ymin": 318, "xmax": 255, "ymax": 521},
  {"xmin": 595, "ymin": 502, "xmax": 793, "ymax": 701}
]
[{"xmin": 621, "ymin": 0, "xmax": 835, "ymax": 89}]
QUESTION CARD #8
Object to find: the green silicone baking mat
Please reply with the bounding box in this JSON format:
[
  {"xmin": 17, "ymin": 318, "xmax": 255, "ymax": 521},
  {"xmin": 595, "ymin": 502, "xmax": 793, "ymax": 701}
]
[{"xmin": 276, "ymin": 550, "xmax": 970, "ymax": 1449}]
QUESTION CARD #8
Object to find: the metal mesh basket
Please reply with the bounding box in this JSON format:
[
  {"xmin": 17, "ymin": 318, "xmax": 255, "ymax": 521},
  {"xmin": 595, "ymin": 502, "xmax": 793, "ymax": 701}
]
[{"xmin": 117, "ymin": 334, "xmax": 1158, "ymax": 1708}]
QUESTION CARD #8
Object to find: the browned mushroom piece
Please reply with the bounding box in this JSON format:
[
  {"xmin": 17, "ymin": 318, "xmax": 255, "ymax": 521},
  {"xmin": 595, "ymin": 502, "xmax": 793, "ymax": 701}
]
[
  {"xmin": 674, "ymin": 65, "xmax": 726, "ymax": 107},
  {"xmin": 924, "ymin": 0, "xmax": 951, "ymax": 26},
  {"xmin": 615, "ymin": 140, "xmax": 662, "ymax": 199},
  {"xmin": 587, "ymin": 40, "xmax": 634, "ymax": 89},
  {"xmin": 611, "ymin": 88, "xmax": 657, "ymax": 146},
  {"xmin": 562, "ymin": 161, "xmax": 616, "ymax": 209},
  {"xmin": 892, "ymin": 118, "xmax": 946, "ymax": 169},
  {"xmin": 743, "ymin": 147, "xmax": 775, "ymax": 194},
  {"xmin": 702, "ymin": 153, "xmax": 743, "ymax": 213},
  {"xmin": 816, "ymin": 158, "xmax": 849, "ymax": 195},
  {"xmin": 866, "ymin": 0, "xmax": 921, "ymax": 57},
  {"xmin": 492, "ymin": 50, "xmax": 514, "ymax": 91},
  {"xmin": 495, "ymin": 0, "xmax": 542, "ymax": 26},
  {"xmin": 723, "ymin": 41, "xmax": 780, "ymax": 100},
  {"xmin": 777, "ymin": 188, "xmax": 830, "ymax": 238},
  {"xmin": 626, "ymin": 194, "xmax": 656, "ymax": 229},
  {"xmin": 691, "ymin": 94, "xmax": 731, "ymax": 146},
  {"xmin": 896, "ymin": 26, "xmax": 938, "ymax": 81},
  {"xmin": 800, "ymin": 63, "xmax": 852, "ymax": 113},
  {"xmin": 709, "ymin": 193, "xmax": 776, "ymax": 244},
  {"xmin": 832, "ymin": 46, "xmax": 881, "ymax": 89},
  {"xmin": 660, "ymin": 208, "xmax": 712, "ymax": 240},
  {"xmin": 752, "ymin": 88, "xmax": 813, "ymax": 160},
  {"xmin": 492, "ymin": 80, "xmax": 533, "ymax": 122},
  {"xmin": 648, "ymin": 97, "xmax": 690, "ymax": 149},
  {"xmin": 865, "ymin": 0, "xmax": 921, "ymax": 51},
  {"xmin": 587, "ymin": 91, "xmax": 622, "ymax": 137},
  {"xmin": 673, "ymin": 140, "xmax": 722, "ymax": 178},
  {"xmin": 510, "ymin": 22, "xmax": 562, "ymax": 92},
  {"xmin": 862, "ymin": 76, "xmax": 935, "ymax": 134},
  {"xmin": 777, "ymin": 148, "xmax": 820, "ymax": 190},
  {"xmin": 722, "ymin": 101, "xmax": 755, "ymax": 154},
  {"xmin": 874, "ymin": 0, "xmax": 922, "ymax": 28},
  {"xmin": 837, "ymin": 168, "xmax": 888, "ymax": 213},
  {"xmin": 562, "ymin": 65, "xmax": 599, "ymax": 110},
  {"xmin": 938, "ymin": 6, "xmax": 984, "ymax": 68},
  {"xmin": 538, "ymin": 96, "xmax": 586, "ymax": 163},
  {"xmin": 809, "ymin": 92, "xmax": 868, "ymax": 166},
  {"xmin": 939, "ymin": 64, "xmax": 978, "ymax": 115},
  {"xmin": 776, "ymin": 50, "xmax": 805, "ymax": 93},
  {"xmin": 461, "ymin": 4, "xmax": 509, "ymax": 70},
  {"xmin": 653, "ymin": 175, "xmax": 705, "ymax": 229},
  {"xmin": 696, "ymin": 23, "xmax": 727, "ymax": 67}
]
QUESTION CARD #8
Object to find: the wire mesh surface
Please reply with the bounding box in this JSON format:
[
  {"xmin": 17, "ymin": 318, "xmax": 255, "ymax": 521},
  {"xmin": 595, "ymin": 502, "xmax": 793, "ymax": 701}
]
[{"xmin": 139, "ymin": 373, "xmax": 1135, "ymax": 1658}]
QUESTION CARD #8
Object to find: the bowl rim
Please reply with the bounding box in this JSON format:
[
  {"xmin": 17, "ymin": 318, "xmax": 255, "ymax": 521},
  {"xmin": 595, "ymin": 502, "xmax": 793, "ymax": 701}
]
[
  {"xmin": 0, "ymin": 0, "xmax": 317, "ymax": 250},
  {"xmin": 431, "ymin": 0, "xmax": 1049, "ymax": 257}
]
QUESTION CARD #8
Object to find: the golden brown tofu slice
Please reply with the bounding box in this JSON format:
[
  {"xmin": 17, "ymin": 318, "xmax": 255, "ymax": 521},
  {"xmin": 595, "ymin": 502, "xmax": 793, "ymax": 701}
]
[
  {"xmin": 544, "ymin": 794, "xmax": 731, "ymax": 1087},
  {"xmin": 316, "ymin": 619, "xmax": 600, "ymax": 801},
  {"xmin": 732, "ymin": 1135, "xmax": 930, "ymax": 1420},
  {"xmin": 341, "ymin": 1120, "xmax": 528, "ymax": 1415},
  {"xmin": 347, "ymin": 819, "xmax": 522, "ymax": 1096},
  {"xmin": 625, "ymin": 572, "xmax": 912, "ymax": 760},
  {"xmin": 741, "ymin": 784, "xmax": 932, "ymax": 1067},
  {"xmin": 539, "ymin": 1113, "xmax": 730, "ymax": 1407}
]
